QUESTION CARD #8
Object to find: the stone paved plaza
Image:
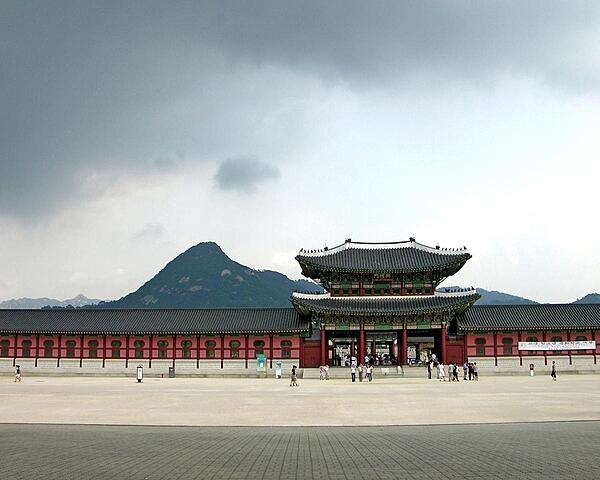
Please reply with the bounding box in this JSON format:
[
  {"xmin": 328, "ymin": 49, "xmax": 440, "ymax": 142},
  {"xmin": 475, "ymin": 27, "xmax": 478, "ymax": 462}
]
[
  {"xmin": 1, "ymin": 375, "xmax": 600, "ymax": 478},
  {"xmin": 1, "ymin": 422, "xmax": 600, "ymax": 479},
  {"xmin": 1, "ymin": 374, "xmax": 600, "ymax": 426}
]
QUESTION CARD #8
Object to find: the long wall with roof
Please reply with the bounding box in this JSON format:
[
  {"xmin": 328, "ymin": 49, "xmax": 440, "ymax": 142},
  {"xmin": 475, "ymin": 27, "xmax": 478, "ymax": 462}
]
[
  {"xmin": 459, "ymin": 304, "xmax": 600, "ymax": 373},
  {"xmin": 0, "ymin": 308, "xmax": 306, "ymax": 376},
  {"xmin": 0, "ymin": 333, "xmax": 301, "ymax": 376}
]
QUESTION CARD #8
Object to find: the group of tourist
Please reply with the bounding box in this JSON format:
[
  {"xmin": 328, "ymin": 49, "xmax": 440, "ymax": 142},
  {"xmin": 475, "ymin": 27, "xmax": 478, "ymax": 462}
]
[
  {"xmin": 334, "ymin": 352, "xmax": 395, "ymax": 367},
  {"xmin": 318, "ymin": 365, "xmax": 330, "ymax": 380},
  {"xmin": 425, "ymin": 354, "xmax": 480, "ymax": 382},
  {"xmin": 463, "ymin": 362, "xmax": 479, "ymax": 381},
  {"xmin": 350, "ymin": 363, "xmax": 373, "ymax": 382}
]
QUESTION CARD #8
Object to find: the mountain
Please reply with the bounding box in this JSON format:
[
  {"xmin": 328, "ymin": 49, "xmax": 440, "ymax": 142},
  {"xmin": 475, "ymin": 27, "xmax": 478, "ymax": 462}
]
[
  {"xmin": 472, "ymin": 288, "xmax": 538, "ymax": 305},
  {"xmin": 101, "ymin": 242, "xmax": 322, "ymax": 309},
  {"xmin": 572, "ymin": 293, "xmax": 600, "ymax": 304},
  {"xmin": 0, "ymin": 294, "xmax": 105, "ymax": 309},
  {"xmin": 4, "ymin": 243, "xmax": 596, "ymax": 309}
]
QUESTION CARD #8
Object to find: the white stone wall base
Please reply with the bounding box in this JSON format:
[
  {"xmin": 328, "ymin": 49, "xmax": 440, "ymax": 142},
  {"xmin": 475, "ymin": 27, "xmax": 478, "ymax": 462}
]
[
  {"xmin": 469, "ymin": 355, "xmax": 600, "ymax": 375},
  {"xmin": 0, "ymin": 358, "xmax": 300, "ymax": 377}
]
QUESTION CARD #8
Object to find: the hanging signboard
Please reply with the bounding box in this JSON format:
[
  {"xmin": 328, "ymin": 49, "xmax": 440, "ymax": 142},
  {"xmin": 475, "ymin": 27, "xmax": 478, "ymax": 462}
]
[
  {"xmin": 407, "ymin": 345, "xmax": 417, "ymax": 360},
  {"xmin": 518, "ymin": 341, "xmax": 596, "ymax": 351}
]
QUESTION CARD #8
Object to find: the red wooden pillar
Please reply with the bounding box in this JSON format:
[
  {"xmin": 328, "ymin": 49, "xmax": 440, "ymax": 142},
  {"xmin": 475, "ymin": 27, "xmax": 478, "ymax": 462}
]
[
  {"xmin": 359, "ymin": 323, "xmax": 365, "ymax": 364},
  {"xmin": 149, "ymin": 334, "xmax": 153, "ymax": 368},
  {"xmin": 13, "ymin": 333, "xmax": 19, "ymax": 367},
  {"xmin": 592, "ymin": 330, "xmax": 597, "ymax": 365},
  {"xmin": 220, "ymin": 334, "xmax": 225, "ymax": 369},
  {"xmin": 299, "ymin": 335, "xmax": 304, "ymax": 368},
  {"xmin": 102, "ymin": 334, "xmax": 107, "ymax": 368},
  {"xmin": 320, "ymin": 326, "xmax": 327, "ymax": 366},
  {"xmin": 57, "ymin": 334, "xmax": 62, "ymax": 367},
  {"xmin": 493, "ymin": 331, "xmax": 498, "ymax": 367},
  {"xmin": 172, "ymin": 334, "xmax": 176, "ymax": 369},
  {"xmin": 80, "ymin": 334, "xmax": 84, "ymax": 368},
  {"xmin": 244, "ymin": 334, "xmax": 249, "ymax": 369},
  {"xmin": 518, "ymin": 331, "xmax": 523, "ymax": 366},
  {"xmin": 125, "ymin": 335, "xmax": 130, "ymax": 369},
  {"xmin": 269, "ymin": 334, "xmax": 274, "ymax": 368},
  {"xmin": 196, "ymin": 334, "xmax": 201, "ymax": 369},
  {"xmin": 401, "ymin": 325, "xmax": 408, "ymax": 365},
  {"xmin": 567, "ymin": 330, "xmax": 572, "ymax": 365},
  {"xmin": 35, "ymin": 334, "xmax": 40, "ymax": 367},
  {"xmin": 441, "ymin": 325, "xmax": 447, "ymax": 364},
  {"xmin": 542, "ymin": 331, "xmax": 547, "ymax": 365}
]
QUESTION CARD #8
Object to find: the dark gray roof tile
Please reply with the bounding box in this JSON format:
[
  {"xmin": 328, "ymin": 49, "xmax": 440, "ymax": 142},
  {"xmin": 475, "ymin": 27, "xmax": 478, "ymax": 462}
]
[
  {"xmin": 296, "ymin": 240, "xmax": 471, "ymax": 276},
  {"xmin": 457, "ymin": 304, "xmax": 600, "ymax": 331},
  {"xmin": 0, "ymin": 308, "xmax": 307, "ymax": 335},
  {"xmin": 291, "ymin": 291, "xmax": 480, "ymax": 316}
]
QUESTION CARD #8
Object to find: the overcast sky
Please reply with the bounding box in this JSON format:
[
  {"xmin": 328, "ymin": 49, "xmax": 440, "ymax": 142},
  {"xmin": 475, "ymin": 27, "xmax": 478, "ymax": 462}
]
[{"xmin": 1, "ymin": 2, "xmax": 599, "ymax": 303}]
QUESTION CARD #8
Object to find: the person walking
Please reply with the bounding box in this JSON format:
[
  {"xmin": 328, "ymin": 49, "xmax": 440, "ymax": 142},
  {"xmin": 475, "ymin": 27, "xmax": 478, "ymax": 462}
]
[
  {"xmin": 452, "ymin": 363, "xmax": 460, "ymax": 382},
  {"xmin": 324, "ymin": 364, "xmax": 329, "ymax": 380},
  {"xmin": 551, "ymin": 361, "xmax": 557, "ymax": 381},
  {"xmin": 14, "ymin": 365, "xmax": 21, "ymax": 382},
  {"xmin": 351, "ymin": 364, "xmax": 356, "ymax": 382},
  {"xmin": 290, "ymin": 365, "xmax": 298, "ymax": 387},
  {"xmin": 463, "ymin": 362, "xmax": 468, "ymax": 380},
  {"xmin": 438, "ymin": 362, "xmax": 446, "ymax": 381},
  {"xmin": 367, "ymin": 364, "xmax": 373, "ymax": 382},
  {"xmin": 427, "ymin": 360, "xmax": 432, "ymax": 380},
  {"xmin": 358, "ymin": 364, "xmax": 364, "ymax": 382},
  {"xmin": 473, "ymin": 362, "xmax": 479, "ymax": 381}
]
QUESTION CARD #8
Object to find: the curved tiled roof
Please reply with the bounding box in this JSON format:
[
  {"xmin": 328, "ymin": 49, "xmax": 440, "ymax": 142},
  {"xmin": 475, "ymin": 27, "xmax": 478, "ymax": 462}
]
[
  {"xmin": 0, "ymin": 308, "xmax": 307, "ymax": 335},
  {"xmin": 291, "ymin": 290, "xmax": 480, "ymax": 316},
  {"xmin": 457, "ymin": 304, "xmax": 600, "ymax": 331},
  {"xmin": 296, "ymin": 239, "xmax": 471, "ymax": 276}
]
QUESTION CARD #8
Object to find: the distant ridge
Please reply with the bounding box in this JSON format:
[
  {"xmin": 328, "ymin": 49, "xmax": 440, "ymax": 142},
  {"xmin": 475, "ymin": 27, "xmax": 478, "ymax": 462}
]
[
  {"xmin": 0, "ymin": 294, "xmax": 104, "ymax": 309},
  {"xmin": 474, "ymin": 288, "xmax": 538, "ymax": 306},
  {"xmin": 572, "ymin": 293, "xmax": 600, "ymax": 304}
]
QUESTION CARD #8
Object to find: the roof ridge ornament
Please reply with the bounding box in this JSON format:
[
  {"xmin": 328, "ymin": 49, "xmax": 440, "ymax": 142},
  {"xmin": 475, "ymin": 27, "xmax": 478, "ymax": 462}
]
[{"xmin": 296, "ymin": 238, "xmax": 470, "ymax": 258}]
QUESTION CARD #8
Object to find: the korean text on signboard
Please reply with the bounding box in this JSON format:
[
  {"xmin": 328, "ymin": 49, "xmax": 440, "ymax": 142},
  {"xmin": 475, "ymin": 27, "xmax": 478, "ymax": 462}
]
[{"xmin": 517, "ymin": 341, "xmax": 596, "ymax": 351}]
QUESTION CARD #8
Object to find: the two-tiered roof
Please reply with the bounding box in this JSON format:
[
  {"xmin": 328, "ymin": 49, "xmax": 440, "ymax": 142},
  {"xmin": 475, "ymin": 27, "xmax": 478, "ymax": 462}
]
[{"xmin": 292, "ymin": 238, "xmax": 479, "ymax": 323}]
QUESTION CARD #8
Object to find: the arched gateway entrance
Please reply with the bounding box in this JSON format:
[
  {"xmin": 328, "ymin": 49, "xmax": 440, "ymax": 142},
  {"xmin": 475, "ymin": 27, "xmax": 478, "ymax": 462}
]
[
  {"xmin": 291, "ymin": 239, "xmax": 479, "ymax": 368},
  {"xmin": 316, "ymin": 327, "xmax": 450, "ymax": 368}
]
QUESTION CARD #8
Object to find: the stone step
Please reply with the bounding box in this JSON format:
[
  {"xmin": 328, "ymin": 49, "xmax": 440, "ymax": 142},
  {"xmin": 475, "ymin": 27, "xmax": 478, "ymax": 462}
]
[{"xmin": 303, "ymin": 366, "xmax": 428, "ymax": 379}]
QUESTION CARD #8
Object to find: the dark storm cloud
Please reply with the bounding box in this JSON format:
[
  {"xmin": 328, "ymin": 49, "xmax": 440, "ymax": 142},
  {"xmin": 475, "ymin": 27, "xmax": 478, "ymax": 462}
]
[
  {"xmin": 214, "ymin": 157, "xmax": 280, "ymax": 193},
  {"xmin": 1, "ymin": 2, "xmax": 599, "ymax": 218}
]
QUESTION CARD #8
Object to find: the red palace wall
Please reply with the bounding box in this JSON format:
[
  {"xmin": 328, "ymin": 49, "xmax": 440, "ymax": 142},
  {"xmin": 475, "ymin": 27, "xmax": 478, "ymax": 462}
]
[
  {"xmin": 0, "ymin": 333, "xmax": 302, "ymax": 366},
  {"xmin": 445, "ymin": 339, "xmax": 465, "ymax": 365},
  {"xmin": 301, "ymin": 340, "xmax": 321, "ymax": 367},
  {"xmin": 465, "ymin": 330, "xmax": 600, "ymax": 363}
]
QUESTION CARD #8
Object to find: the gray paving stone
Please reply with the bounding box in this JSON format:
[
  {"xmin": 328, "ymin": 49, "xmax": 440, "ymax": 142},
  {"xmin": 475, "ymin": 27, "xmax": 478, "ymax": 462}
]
[{"xmin": 1, "ymin": 422, "xmax": 599, "ymax": 479}]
